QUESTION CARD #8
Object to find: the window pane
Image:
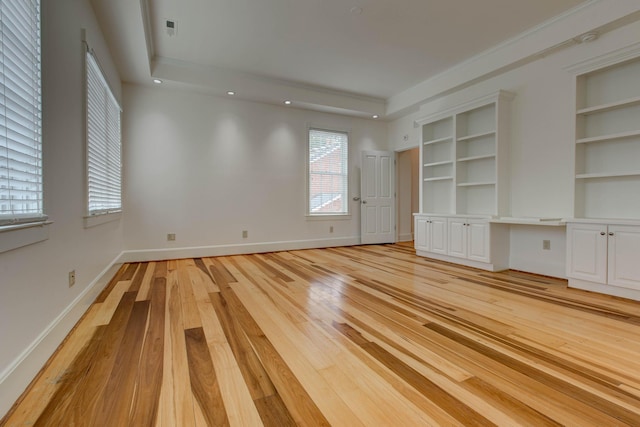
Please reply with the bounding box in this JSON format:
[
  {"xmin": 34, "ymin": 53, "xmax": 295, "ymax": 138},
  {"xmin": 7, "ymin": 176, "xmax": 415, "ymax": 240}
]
[
  {"xmin": 0, "ymin": 0, "xmax": 43, "ymax": 225},
  {"xmin": 308, "ymin": 129, "xmax": 348, "ymax": 215},
  {"xmin": 86, "ymin": 51, "xmax": 121, "ymax": 215}
]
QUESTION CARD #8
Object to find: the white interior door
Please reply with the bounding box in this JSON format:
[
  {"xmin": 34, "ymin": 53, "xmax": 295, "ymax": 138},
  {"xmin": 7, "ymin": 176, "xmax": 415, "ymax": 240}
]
[{"xmin": 361, "ymin": 150, "xmax": 395, "ymax": 244}]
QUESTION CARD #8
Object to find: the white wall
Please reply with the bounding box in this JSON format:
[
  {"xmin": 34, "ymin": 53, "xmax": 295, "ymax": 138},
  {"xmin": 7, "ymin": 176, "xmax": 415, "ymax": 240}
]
[
  {"xmin": 390, "ymin": 19, "xmax": 640, "ymax": 277},
  {"xmin": 122, "ymin": 85, "xmax": 388, "ymax": 258},
  {"xmin": 0, "ymin": 0, "xmax": 123, "ymax": 417}
]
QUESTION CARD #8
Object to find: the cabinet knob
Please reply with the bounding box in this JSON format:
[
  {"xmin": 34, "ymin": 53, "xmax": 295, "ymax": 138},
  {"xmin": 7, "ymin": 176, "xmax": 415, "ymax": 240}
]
[
  {"xmin": 609, "ymin": 232, "xmax": 614, "ymax": 236},
  {"xmin": 600, "ymin": 232, "xmax": 606, "ymax": 236}
]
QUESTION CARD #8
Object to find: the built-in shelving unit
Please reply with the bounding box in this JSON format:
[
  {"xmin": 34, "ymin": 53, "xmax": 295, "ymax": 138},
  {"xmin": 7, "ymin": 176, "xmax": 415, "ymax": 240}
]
[
  {"xmin": 413, "ymin": 91, "xmax": 513, "ymax": 272},
  {"xmin": 572, "ymin": 54, "xmax": 640, "ymax": 220},
  {"xmin": 565, "ymin": 46, "xmax": 640, "ymax": 301},
  {"xmin": 416, "ymin": 90, "xmax": 513, "ymax": 217}
]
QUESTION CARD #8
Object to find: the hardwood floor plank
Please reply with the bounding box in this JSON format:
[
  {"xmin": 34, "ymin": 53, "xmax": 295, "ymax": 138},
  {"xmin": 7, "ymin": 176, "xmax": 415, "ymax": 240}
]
[
  {"xmin": 130, "ymin": 277, "xmax": 166, "ymax": 426},
  {"xmin": 136, "ymin": 261, "xmax": 157, "ymax": 301},
  {"xmin": 91, "ymin": 300, "xmax": 150, "ymax": 427},
  {"xmin": 185, "ymin": 327, "xmax": 230, "ymax": 426}
]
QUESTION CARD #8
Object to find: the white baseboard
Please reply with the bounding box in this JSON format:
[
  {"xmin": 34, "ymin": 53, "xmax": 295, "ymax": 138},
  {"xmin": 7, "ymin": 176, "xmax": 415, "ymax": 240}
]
[
  {"xmin": 0, "ymin": 256, "xmax": 123, "ymax": 419},
  {"xmin": 397, "ymin": 233, "xmax": 413, "ymax": 242},
  {"xmin": 569, "ymin": 278, "xmax": 640, "ymax": 302},
  {"xmin": 117, "ymin": 236, "xmax": 361, "ymax": 263}
]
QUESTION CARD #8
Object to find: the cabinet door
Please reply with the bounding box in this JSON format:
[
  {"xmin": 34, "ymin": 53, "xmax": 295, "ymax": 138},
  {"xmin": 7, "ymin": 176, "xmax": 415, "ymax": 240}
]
[
  {"xmin": 566, "ymin": 223, "xmax": 607, "ymax": 283},
  {"xmin": 607, "ymin": 225, "xmax": 640, "ymax": 290},
  {"xmin": 415, "ymin": 217, "xmax": 429, "ymax": 251},
  {"xmin": 467, "ymin": 220, "xmax": 490, "ymax": 263},
  {"xmin": 430, "ymin": 217, "xmax": 448, "ymax": 255},
  {"xmin": 447, "ymin": 218, "xmax": 467, "ymax": 258}
]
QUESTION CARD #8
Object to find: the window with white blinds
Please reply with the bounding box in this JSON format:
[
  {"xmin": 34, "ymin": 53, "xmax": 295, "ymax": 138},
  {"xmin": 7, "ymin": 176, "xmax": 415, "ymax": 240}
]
[
  {"xmin": 308, "ymin": 128, "xmax": 349, "ymax": 215},
  {"xmin": 86, "ymin": 50, "xmax": 121, "ymax": 216},
  {"xmin": 0, "ymin": 0, "xmax": 43, "ymax": 226}
]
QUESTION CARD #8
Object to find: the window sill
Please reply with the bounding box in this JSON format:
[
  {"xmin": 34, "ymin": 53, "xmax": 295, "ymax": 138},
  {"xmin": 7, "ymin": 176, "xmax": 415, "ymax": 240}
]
[
  {"xmin": 306, "ymin": 214, "xmax": 352, "ymax": 221},
  {"xmin": 84, "ymin": 211, "xmax": 122, "ymax": 228},
  {"xmin": 0, "ymin": 221, "xmax": 51, "ymax": 254}
]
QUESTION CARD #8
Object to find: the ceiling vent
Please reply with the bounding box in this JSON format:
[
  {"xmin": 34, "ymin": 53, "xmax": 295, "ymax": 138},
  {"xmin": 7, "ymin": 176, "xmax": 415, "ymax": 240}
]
[{"xmin": 165, "ymin": 19, "xmax": 177, "ymax": 37}]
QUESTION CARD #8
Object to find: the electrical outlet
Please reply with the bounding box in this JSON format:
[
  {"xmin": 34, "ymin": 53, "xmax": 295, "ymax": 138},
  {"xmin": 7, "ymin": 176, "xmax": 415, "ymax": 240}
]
[
  {"xmin": 68, "ymin": 270, "xmax": 76, "ymax": 287},
  {"xmin": 242, "ymin": 230, "xmax": 248, "ymax": 238},
  {"xmin": 543, "ymin": 240, "xmax": 551, "ymax": 250},
  {"xmin": 329, "ymin": 226, "xmax": 334, "ymax": 233},
  {"xmin": 167, "ymin": 233, "xmax": 176, "ymax": 241}
]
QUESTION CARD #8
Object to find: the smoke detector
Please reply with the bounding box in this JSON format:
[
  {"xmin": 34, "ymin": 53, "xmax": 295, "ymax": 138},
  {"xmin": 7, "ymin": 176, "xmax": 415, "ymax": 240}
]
[
  {"xmin": 165, "ymin": 19, "xmax": 178, "ymax": 37},
  {"xmin": 577, "ymin": 32, "xmax": 598, "ymax": 43}
]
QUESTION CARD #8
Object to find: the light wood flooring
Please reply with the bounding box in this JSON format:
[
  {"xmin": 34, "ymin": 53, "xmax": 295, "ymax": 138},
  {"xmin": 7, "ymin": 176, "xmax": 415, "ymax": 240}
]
[{"xmin": 3, "ymin": 243, "xmax": 640, "ymax": 426}]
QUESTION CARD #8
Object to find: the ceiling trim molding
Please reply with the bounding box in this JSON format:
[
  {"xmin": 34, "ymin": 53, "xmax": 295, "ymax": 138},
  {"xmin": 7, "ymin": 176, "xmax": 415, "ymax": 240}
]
[
  {"xmin": 152, "ymin": 56, "xmax": 386, "ymax": 105},
  {"xmin": 387, "ymin": 0, "xmax": 640, "ymax": 118},
  {"xmin": 139, "ymin": 0, "xmax": 155, "ymax": 65}
]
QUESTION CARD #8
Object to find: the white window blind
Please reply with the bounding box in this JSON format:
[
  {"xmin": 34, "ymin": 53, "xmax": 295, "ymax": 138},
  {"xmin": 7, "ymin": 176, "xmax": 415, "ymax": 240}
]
[
  {"xmin": 86, "ymin": 50, "xmax": 121, "ymax": 215},
  {"xmin": 0, "ymin": 0, "xmax": 43, "ymax": 225},
  {"xmin": 308, "ymin": 128, "xmax": 348, "ymax": 215}
]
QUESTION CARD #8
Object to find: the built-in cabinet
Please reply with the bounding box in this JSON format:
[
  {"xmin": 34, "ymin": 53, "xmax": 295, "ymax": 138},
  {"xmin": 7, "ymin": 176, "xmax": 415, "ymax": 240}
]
[
  {"xmin": 415, "ymin": 216, "xmax": 447, "ymax": 255},
  {"xmin": 447, "ymin": 218, "xmax": 490, "ymax": 263},
  {"xmin": 566, "ymin": 49, "xmax": 640, "ymax": 301},
  {"xmin": 566, "ymin": 221, "xmax": 640, "ymax": 299},
  {"xmin": 414, "ymin": 91, "xmax": 512, "ymax": 271}
]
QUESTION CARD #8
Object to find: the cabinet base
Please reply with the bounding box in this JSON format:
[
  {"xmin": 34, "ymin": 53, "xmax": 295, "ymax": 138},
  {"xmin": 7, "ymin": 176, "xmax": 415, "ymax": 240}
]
[
  {"xmin": 415, "ymin": 250, "xmax": 507, "ymax": 272},
  {"xmin": 568, "ymin": 278, "xmax": 640, "ymax": 302}
]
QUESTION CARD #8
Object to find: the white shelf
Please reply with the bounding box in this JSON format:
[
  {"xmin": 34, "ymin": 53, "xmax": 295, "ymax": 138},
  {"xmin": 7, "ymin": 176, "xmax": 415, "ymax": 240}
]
[
  {"xmin": 576, "ymin": 129, "xmax": 640, "ymax": 144},
  {"xmin": 577, "ymin": 95, "xmax": 640, "ymax": 115},
  {"xmin": 424, "ymin": 176, "xmax": 453, "ymax": 182},
  {"xmin": 457, "ymin": 181, "xmax": 495, "ymax": 187},
  {"xmin": 457, "ymin": 154, "xmax": 495, "ymax": 163},
  {"xmin": 457, "ymin": 130, "xmax": 495, "ymax": 142},
  {"xmin": 424, "ymin": 160, "xmax": 454, "ymax": 167},
  {"xmin": 575, "ymin": 171, "xmax": 640, "ymax": 179},
  {"xmin": 490, "ymin": 217, "xmax": 565, "ymax": 226},
  {"xmin": 423, "ymin": 136, "xmax": 453, "ymax": 145}
]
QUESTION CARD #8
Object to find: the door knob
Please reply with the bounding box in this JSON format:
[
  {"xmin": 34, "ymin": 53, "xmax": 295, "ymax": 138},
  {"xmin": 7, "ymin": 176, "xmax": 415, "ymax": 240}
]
[{"xmin": 362, "ymin": 200, "xmax": 367, "ymax": 204}]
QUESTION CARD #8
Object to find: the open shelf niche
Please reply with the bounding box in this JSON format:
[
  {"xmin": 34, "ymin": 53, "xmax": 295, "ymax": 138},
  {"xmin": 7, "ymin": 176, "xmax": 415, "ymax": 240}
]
[{"xmin": 416, "ymin": 90, "xmax": 514, "ymax": 217}]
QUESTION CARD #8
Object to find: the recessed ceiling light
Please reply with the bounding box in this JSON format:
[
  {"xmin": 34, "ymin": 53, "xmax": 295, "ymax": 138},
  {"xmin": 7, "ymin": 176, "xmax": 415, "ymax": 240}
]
[
  {"xmin": 284, "ymin": 100, "xmax": 292, "ymax": 105},
  {"xmin": 153, "ymin": 79, "xmax": 162, "ymax": 84},
  {"xmin": 372, "ymin": 114, "xmax": 379, "ymax": 119},
  {"xmin": 227, "ymin": 91, "xmax": 235, "ymax": 96},
  {"xmin": 350, "ymin": 6, "xmax": 363, "ymax": 15}
]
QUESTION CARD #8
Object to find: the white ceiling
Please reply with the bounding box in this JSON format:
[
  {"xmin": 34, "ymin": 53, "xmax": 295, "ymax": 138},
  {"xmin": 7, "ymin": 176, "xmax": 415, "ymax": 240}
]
[
  {"xmin": 148, "ymin": 0, "xmax": 587, "ymax": 99},
  {"xmin": 92, "ymin": 0, "xmax": 610, "ymax": 117}
]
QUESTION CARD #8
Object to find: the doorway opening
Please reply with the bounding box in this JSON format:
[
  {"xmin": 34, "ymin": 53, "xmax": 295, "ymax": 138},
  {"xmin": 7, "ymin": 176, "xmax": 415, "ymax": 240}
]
[{"xmin": 396, "ymin": 147, "xmax": 419, "ymax": 243}]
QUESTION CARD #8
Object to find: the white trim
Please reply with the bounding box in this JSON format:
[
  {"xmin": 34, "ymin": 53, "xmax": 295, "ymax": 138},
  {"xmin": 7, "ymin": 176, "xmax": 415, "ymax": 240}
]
[
  {"xmin": 397, "ymin": 232, "xmax": 413, "ymax": 242},
  {"xmin": 415, "ymin": 249, "xmax": 506, "ymax": 272},
  {"xmin": 117, "ymin": 237, "xmax": 361, "ymax": 263},
  {"xmin": 84, "ymin": 211, "xmax": 122, "ymax": 228},
  {"xmin": 415, "ymin": 90, "xmax": 514, "ymax": 126},
  {"xmin": 565, "ymin": 41, "xmax": 640, "ymax": 75},
  {"xmin": 0, "ymin": 222, "xmax": 51, "ymax": 254},
  {"xmin": 569, "ymin": 278, "xmax": 640, "ymax": 302},
  {"xmin": 0, "ymin": 255, "xmax": 123, "ymax": 418}
]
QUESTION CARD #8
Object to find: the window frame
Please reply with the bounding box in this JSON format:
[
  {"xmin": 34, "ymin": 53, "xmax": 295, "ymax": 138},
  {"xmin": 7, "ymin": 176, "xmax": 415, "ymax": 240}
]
[
  {"xmin": 0, "ymin": 0, "xmax": 50, "ymax": 253},
  {"xmin": 0, "ymin": 0, "xmax": 45, "ymax": 227},
  {"xmin": 306, "ymin": 126, "xmax": 351, "ymax": 218},
  {"xmin": 84, "ymin": 48, "xmax": 122, "ymax": 225}
]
